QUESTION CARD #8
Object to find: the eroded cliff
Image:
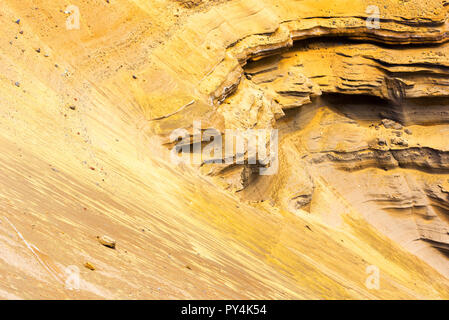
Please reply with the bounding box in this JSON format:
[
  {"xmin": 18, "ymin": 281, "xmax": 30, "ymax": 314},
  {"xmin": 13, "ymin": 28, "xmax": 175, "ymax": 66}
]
[{"xmin": 1, "ymin": 0, "xmax": 449, "ymax": 299}]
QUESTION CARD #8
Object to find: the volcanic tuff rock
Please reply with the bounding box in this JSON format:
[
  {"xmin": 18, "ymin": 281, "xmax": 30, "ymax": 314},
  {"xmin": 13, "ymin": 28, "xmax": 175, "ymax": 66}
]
[
  {"xmin": 153, "ymin": 0, "xmax": 449, "ymax": 280},
  {"xmin": 1, "ymin": 0, "xmax": 449, "ymax": 299}
]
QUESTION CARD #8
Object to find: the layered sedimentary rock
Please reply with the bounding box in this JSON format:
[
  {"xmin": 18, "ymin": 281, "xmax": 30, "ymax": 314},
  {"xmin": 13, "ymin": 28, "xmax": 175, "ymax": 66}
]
[
  {"xmin": 145, "ymin": 0, "xmax": 449, "ymax": 277},
  {"xmin": 1, "ymin": 0, "xmax": 449, "ymax": 299}
]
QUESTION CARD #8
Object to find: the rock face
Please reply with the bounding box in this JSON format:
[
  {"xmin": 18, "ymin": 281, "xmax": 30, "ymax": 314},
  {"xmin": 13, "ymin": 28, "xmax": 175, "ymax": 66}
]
[
  {"xmin": 149, "ymin": 0, "xmax": 449, "ymax": 278},
  {"xmin": 157, "ymin": 0, "xmax": 449, "ymax": 277},
  {"xmin": 1, "ymin": 0, "xmax": 449, "ymax": 299}
]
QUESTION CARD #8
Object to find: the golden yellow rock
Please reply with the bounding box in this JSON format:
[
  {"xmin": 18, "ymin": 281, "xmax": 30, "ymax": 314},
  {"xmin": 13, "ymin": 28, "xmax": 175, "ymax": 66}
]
[
  {"xmin": 0, "ymin": 0, "xmax": 449, "ymax": 300},
  {"xmin": 84, "ymin": 262, "xmax": 96, "ymax": 271}
]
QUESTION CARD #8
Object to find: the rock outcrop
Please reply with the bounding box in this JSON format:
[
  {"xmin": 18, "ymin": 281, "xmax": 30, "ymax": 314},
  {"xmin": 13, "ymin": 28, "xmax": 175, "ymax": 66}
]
[
  {"xmin": 1, "ymin": 0, "xmax": 449, "ymax": 299},
  {"xmin": 145, "ymin": 0, "xmax": 449, "ymax": 278}
]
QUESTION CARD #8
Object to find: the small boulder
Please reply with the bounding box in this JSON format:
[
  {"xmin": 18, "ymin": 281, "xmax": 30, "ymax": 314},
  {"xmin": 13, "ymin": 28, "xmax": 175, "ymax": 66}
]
[
  {"xmin": 381, "ymin": 119, "xmax": 403, "ymax": 130},
  {"xmin": 97, "ymin": 235, "xmax": 116, "ymax": 249},
  {"xmin": 377, "ymin": 137, "xmax": 387, "ymax": 146},
  {"xmin": 84, "ymin": 262, "xmax": 96, "ymax": 271},
  {"xmin": 391, "ymin": 137, "xmax": 408, "ymax": 147}
]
